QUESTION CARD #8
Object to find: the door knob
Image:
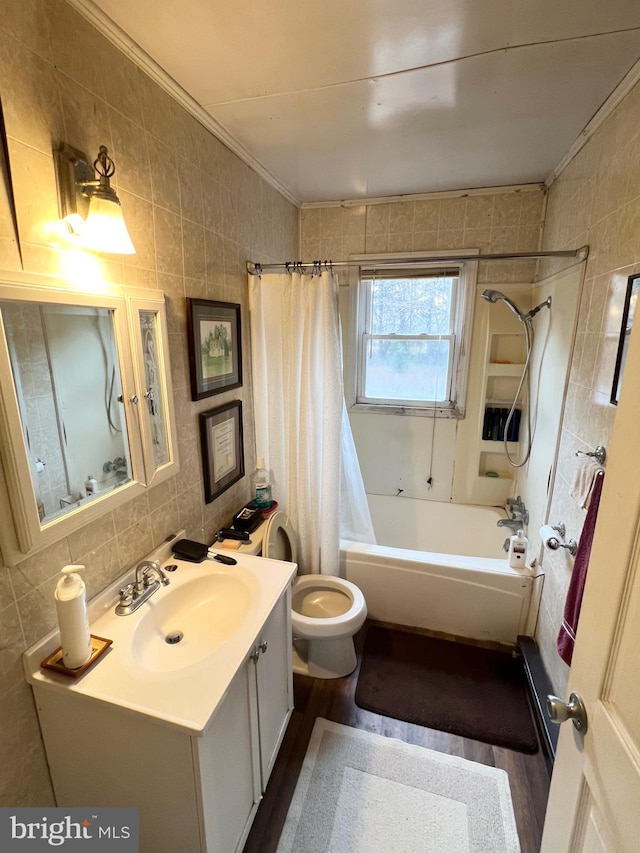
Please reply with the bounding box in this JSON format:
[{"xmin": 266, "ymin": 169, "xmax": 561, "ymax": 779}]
[{"xmin": 546, "ymin": 692, "xmax": 588, "ymax": 734}]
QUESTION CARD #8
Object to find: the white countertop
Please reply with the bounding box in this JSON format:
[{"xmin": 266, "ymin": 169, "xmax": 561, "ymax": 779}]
[{"xmin": 23, "ymin": 539, "xmax": 296, "ymax": 735}]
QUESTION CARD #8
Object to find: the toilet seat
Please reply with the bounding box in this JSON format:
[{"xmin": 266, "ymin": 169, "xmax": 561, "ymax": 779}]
[{"xmin": 263, "ymin": 512, "xmax": 298, "ymax": 563}]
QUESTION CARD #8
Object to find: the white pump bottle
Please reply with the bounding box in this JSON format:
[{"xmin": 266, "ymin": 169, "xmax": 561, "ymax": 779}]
[
  {"xmin": 508, "ymin": 529, "xmax": 528, "ymax": 570},
  {"xmin": 55, "ymin": 565, "xmax": 92, "ymax": 669}
]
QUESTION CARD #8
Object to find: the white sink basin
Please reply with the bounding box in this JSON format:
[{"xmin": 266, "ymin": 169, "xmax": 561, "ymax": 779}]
[
  {"xmin": 131, "ymin": 572, "xmax": 255, "ymax": 672},
  {"xmin": 24, "ymin": 541, "xmax": 297, "ymax": 733}
]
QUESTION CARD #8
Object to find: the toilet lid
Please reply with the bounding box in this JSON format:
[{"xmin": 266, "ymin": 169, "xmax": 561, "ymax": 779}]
[{"xmin": 263, "ymin": 511, "xmax": 298, "ymax": 563}]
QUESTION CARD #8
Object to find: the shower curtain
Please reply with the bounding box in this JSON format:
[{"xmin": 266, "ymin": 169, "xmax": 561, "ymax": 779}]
[{"xmin": 248, "ymin": 269, "xmax": 374, "ymax": 576}]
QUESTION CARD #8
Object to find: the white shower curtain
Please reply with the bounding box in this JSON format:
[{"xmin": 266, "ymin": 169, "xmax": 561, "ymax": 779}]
[{"xmin": 249, "ymin": 270, "xmax": 374, "ymax": 576}]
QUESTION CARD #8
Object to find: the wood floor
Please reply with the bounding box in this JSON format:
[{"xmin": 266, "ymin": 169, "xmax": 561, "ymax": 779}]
[{"xmin": 243, "ymin": 622, "xmax": 551, "ymax": 853}]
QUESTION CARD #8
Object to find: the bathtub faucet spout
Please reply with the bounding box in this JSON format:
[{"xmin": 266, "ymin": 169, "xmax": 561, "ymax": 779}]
[
  {"xmin": 498, "ymin": 497, "xmax": 529, "ymax": 530},
  {"xmin": 497, "ymin": 517, "xmax": 524, "ymax": 531},
  {"xmin": 498, "ymin": 495, "xmax": 529, "ymax": 530}
]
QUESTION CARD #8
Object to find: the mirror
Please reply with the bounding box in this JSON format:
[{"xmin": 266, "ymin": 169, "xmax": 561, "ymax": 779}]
[
  {"xmin": 0, "ymin": 273, "xmax": 179, "ymax": 564},
  {"xmin": 0, "ymin": 300, "xmax": 132, "ymax": 525},
  {"xmin": 611, "ymin": 273, "xmax": 639, "ymax": 405}
]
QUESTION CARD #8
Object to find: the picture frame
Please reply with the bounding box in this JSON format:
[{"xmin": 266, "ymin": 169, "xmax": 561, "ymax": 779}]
[
  {"xmin": 611, "ymin": 273, "xmax": 640, "ymax": 405},
  {"xmin": 199, "ymin": 401, "xmax": 244, "ymax": 503},
  {"xmin": 187, "ymin": 299, "xmax": 242, "ymax": 400}
]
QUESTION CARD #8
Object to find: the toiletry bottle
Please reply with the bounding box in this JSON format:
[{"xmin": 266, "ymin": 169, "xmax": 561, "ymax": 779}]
[
  {"xmin": 85, "ymin": 475, "xmax": 98, "ymax": 494},
  {"xmin": 508, "ymin": 529, "xmax": 528, "ymax": 569},
  {"xmin": 254, "ymin": 457, "xmax": 272, "ymax": 509},
  {"xmin": 54, "ymin": 565, "xmax": 92, "ymax": 669}
]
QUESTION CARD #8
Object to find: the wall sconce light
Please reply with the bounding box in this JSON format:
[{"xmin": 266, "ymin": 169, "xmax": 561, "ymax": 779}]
[{"xmin": 53, "ymin": 142, "xmax": 136, "ymax": 255}]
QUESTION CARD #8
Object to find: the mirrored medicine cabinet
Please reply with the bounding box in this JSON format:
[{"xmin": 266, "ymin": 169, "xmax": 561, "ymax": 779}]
[{"xmin": 0, "ymin": 271, "xmax": 179, "ymax": 565}]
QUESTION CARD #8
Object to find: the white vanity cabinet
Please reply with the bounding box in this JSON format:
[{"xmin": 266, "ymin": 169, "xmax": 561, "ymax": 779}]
[
  {"xmin": 32, "ymin": 586, "xmax": 293, "ymax": 853},
  {"xmin": 196, "ymin": 589, "xmax": 293, "ymax": 851}
]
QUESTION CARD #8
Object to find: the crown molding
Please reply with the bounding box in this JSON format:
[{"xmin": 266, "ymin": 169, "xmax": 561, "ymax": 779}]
[
  {"xmin": 301, "ymin": 183, "xmax": 545, "ymax": 209},
  {"xmin": 546, "ymin": 55, "xmax": 640, "ymax": 188},
  {"xmin": 66, "ymin": 0, "xmax": 301, "ymax": 207}
]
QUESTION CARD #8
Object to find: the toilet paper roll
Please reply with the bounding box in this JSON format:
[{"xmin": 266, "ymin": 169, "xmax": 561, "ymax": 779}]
[{"xmin": 539, "ymin": 524, "xmax": 558, "ymax": 549}]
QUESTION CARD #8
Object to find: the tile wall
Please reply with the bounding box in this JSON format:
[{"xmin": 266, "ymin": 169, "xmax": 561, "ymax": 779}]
[
  {"xmin": 0, "ymin": 0, "xmax": 297, "ymax": 805},
  {"xmin": 302, "ymin": 190, "xmax": 544, "ymax": 285},
  {"xmin": 536, "ymin": 77, "xmax": 640, "ymax": 696}
]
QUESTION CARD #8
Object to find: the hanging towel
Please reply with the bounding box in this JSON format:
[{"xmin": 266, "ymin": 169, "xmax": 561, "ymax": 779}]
[
  {"xmin": 570, "ymin": 456, "xmax": 605, "ymax": 509},
  {"xmin": 557, "ymin": 472, "xmax": 605, "ymax": 666}
]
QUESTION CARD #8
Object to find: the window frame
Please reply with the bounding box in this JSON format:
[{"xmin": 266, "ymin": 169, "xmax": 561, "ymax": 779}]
[{"xmin": 346, "ymin": 250, "xmax": 478, "ymax": 417}]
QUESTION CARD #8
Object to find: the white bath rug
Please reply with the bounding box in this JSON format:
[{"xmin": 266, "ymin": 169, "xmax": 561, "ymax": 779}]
[{"xmin": 276, "ymin": 718, "xmax": 520, "ymax": 853}]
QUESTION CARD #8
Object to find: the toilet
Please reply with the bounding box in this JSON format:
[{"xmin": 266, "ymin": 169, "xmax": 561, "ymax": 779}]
[{"xmin": 233, "ymin": 510, "xmax": 367, "ymax": 678}]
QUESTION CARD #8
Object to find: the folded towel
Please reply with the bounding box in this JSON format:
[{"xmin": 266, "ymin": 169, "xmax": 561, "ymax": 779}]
[
  {"xmin": 570, "ymin": 457, "xmax": 605, "ymax": 509},
  {"xmin": 557, "ymin": 471, "xmax": 604, "ymax": 665}
]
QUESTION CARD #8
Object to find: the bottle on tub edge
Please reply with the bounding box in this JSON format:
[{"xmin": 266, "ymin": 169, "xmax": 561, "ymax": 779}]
[{"xmin": 508, "ymin": 529, "xmax": 528, "ymax": 570}]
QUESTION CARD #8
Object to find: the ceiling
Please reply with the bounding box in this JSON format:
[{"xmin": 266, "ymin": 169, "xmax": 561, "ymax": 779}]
[{"xmin": 85, "ymin": 0, "xmax": 640, "ymax": 204}]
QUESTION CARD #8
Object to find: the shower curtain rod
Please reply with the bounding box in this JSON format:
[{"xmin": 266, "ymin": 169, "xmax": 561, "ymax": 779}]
[{"xmin": 246, "ymin": 245, "xmax": 589, "ymax": 275}]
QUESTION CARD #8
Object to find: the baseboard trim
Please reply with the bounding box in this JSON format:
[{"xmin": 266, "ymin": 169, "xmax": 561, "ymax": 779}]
[{"xmin": 517, "ymin": 635, "xmax": 558, "ymax": 774}]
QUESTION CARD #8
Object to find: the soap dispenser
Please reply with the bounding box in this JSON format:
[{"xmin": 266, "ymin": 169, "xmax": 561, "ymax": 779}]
[
  {"xmin": 54, "ymin": 565, "xmax": 91, "ymax": 669},
  {"xmin": 508, "ymin": 529, "xmax": 528, "ymax": 570}
]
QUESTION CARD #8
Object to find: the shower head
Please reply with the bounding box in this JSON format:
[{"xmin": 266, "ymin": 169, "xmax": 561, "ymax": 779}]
[{"xmin": 480, "ymin": 289, "xmax": 526, "ymax": 321}]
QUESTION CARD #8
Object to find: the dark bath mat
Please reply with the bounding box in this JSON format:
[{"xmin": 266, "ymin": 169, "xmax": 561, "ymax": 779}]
[{"xmin": 355, "ymin": 626, "xmax": 538, "ymax": 753}]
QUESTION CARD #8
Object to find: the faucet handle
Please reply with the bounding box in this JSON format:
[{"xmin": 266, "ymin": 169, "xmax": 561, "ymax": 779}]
[
  {"xmin": 118, "ymin": 583, "xmax": 134, "ymax": 606},
  {"xmin": 142, "ymin": 562, "xmax": 158, "ymax": 587},
  {"xmin": 142, "ymin": 562, "xmax": 170, "ymax": 587}
]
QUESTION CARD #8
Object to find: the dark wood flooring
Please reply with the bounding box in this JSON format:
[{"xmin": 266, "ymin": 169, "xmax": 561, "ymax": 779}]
[{"xmin": 243, "ymin": 622, "xmax": 551, "ymax": 853}]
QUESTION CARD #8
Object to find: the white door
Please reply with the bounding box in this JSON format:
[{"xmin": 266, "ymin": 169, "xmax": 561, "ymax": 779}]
[{"xmin": 541, "ymin": 314, "xmax": 640, "ymax": 851}]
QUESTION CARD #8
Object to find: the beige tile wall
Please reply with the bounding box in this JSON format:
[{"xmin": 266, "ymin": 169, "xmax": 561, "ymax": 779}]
[
  {"xmin": 537, "ymin": 79, "xmax": 640, "ymax": 696},
  {"xmin": 0, "ymin": 0, "xmax": 297, "ymax": 805},
  {"xmin": 301, "ymin": 190, "xmax": 544, "ymax": 285}
]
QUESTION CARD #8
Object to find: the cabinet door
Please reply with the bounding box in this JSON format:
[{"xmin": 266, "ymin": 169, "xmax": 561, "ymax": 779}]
[
  {"xmin": 196, "ymin": 660, "xmax": 261, "ymax": 853},
  {"xmin": 255, "ymin": 588, "xmax": 293, "ymax": 787},
  {"xmin": 128, "ymin": 296, "xmax": 179, "ymax": 488}
]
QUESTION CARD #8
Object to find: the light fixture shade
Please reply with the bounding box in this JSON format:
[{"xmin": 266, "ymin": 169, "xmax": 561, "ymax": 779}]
[{"xmin": 81, "ymin": 194, "xmax": 136, "ymax": 255}]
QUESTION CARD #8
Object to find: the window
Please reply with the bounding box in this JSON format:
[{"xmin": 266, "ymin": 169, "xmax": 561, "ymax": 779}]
[{"xmin": 348, "ymin": 253, "xmax": 477, "ymax": 416}]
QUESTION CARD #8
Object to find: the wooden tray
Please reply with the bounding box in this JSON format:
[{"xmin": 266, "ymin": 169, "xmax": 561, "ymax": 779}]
[{"xmin": 40, "ymin": 634, "xmax": 112, "ymax": 679}]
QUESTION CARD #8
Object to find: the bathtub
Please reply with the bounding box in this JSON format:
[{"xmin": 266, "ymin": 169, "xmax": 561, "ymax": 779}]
[{"xmin": 342, "ymin": 494, "xmax": 534, "ymax": 646}]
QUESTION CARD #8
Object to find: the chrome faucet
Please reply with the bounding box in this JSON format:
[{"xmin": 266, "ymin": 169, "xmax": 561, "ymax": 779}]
[
  {"xmin": 115, "ymin": 560, "xmax": 170, "ymax": 615},
  {"xmin": 497, "ymin": 496, "xmax": 529, "ymax": 531},
  {"xmin": 497, "ymin": 517, "xmax": 525, "ymax": 531}
]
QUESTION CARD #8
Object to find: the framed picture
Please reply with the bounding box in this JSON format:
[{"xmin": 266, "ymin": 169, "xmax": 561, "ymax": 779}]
[
  {"xmin": 611, "ymin": 273, "xmax": 640, "ymax": 405},
  {"xmin": 199, "ymin": 401, "xmax": 244, "ymax": 503},
  {"xmin": 187, "ymin": 299, "xmax": 242, "ymax": 400}
]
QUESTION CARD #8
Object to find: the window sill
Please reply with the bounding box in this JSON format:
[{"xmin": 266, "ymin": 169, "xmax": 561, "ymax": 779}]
[{"xmin": 348, "ymin": 403, "xmax": 463, "ymax": 418}]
